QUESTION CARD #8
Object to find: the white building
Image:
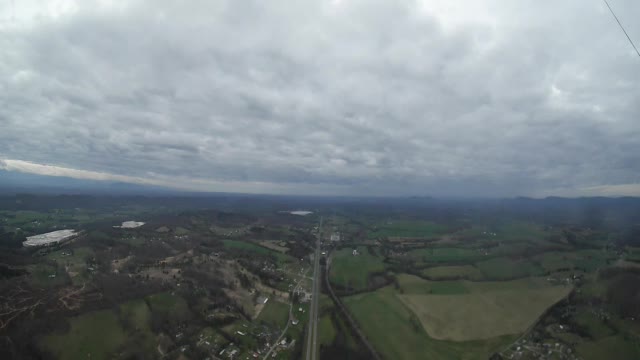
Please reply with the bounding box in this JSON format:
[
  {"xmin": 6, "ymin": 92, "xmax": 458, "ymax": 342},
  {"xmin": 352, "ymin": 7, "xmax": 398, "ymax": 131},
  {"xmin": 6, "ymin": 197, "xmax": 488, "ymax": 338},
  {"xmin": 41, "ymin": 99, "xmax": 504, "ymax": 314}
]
[
  {"xmin": 117, "ymin": 221, "xmax": 145, "ymax": 228},
  {"xmin": 23, "ymin": 229, "xmax": 78, "ymax": 247}
]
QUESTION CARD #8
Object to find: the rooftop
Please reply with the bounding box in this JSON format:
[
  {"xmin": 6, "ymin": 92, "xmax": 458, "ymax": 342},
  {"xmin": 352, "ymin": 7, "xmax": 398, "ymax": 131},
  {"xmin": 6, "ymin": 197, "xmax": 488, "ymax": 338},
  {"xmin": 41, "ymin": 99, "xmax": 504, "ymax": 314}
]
[
  {"xmin": 23, "ymin": 229, "xmax": 78, "ymax": 247},
  {"xmin": 119, "ymin": 221, "xmax": 145, "ymax": 228}
]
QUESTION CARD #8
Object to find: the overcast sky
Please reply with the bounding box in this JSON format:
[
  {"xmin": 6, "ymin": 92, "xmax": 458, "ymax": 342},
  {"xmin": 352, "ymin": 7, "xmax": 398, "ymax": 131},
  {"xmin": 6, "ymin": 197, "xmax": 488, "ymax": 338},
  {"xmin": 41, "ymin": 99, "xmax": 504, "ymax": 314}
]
[{"xmin": 1, "ymin": 0, "xmax": 639, "ymax": 197}]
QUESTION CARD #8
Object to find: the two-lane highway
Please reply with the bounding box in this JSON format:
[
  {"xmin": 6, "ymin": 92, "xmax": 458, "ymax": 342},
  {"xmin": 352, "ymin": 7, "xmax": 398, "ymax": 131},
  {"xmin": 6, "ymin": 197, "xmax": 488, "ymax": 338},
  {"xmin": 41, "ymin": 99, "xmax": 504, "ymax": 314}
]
[{"xmin": 305, "ymin": 216, "xmax": 322, "ymax": 360}]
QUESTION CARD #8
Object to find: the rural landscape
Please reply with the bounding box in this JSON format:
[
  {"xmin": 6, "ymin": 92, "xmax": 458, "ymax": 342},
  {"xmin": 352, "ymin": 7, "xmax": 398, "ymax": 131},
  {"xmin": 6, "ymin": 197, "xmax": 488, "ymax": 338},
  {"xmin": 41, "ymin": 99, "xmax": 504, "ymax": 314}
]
[
  {"xmin": 3, "ymin": 0, "xmax": 640, "ymax": 359},
  {"xmin": 1, "ymin": 194, "xmax": 639, "ymax": 360}
]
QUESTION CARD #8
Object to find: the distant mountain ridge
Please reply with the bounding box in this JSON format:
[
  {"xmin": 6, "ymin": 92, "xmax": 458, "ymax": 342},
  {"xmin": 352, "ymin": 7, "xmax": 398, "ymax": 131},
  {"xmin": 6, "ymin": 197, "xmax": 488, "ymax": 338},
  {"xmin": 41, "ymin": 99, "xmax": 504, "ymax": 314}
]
[{"xmin": 0, "ymin": 170, "xmax": 175, "ymax": 195}]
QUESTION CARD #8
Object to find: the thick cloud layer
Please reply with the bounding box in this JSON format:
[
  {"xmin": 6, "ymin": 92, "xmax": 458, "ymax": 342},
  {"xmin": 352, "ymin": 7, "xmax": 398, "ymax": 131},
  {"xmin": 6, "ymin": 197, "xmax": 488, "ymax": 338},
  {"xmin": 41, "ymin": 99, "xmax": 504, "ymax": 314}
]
[{"xmin": 1, "ymin": 0, "xmax": 639, "ymax": 196}]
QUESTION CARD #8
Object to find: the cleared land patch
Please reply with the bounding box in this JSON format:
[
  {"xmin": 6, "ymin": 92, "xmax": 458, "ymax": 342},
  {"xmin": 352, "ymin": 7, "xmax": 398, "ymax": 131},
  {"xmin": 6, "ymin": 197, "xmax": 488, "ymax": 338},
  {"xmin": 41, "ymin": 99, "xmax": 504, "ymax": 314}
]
[
  {"xmin": 398, "ymin": 286, "xmax": 572, "ymax": 341},
  {"xmin": 258, "ymin": 240, "xmax": 289, "ymax": 253}
]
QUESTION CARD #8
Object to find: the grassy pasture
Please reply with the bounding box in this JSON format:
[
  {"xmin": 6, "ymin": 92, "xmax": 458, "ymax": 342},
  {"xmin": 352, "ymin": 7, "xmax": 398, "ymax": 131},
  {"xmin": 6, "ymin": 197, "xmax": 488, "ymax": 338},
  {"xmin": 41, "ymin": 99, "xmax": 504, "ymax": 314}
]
[
  {"xmin": 118, "ymin": 299, "xmax": 156, "ymax": 355},
  {"xmin": 398, "ymin": 285, "xmax": 572, "ymax": 341},
  {"xmin": 576, "ymin": 335, "xmax": 640, "ymax": 360},
  {"xmin": 119, "ymin": 299, "xmax": 151, "ymax": 330},
  {"xmin": 344, "ymin": 287, "xmax": 515, "ymax": 360},
  {"xmin": 535, "ymin": 251, "xmax": 573, "ymax": 272},
  {"xmin": 534, "ymin": 249, "xmax": 614, "ymax": 274},
  {"xmin": 329, "ymin": 246, "xmax": 385, "ymax": 291},
  {"xmin": 624, "ymin": 247, "xmax": 640, "ymax": 262},
  {"xmin": 573, "ymin": 310, "xmax": 615, "ymax": 339},
  {"xmin": 223, "ymin": 239, "xmax": 271, "ymax": 254},
  {"xmin": 175, "ymin": 226, "xmax": 190, "ymax": 235},
  {"xmin": 493, "ymin": 221, "xmax": 547, "ymax": 242},
  {"xmin": 41, "ymin": 309, "xmax": 126, "ymax": 360},
  {"xmin": 222, "ymin": 239, "xmax": 292, "ymax": 262},
  {"xmin": 397, "ymin": 274, "xmax": 469, "ymax": 295},
  {"xmin": 412, "ymin": 247, "xmax": 484, "ymax": 263},
  {"xmin": 146, "ymin": 292, "xmax": 191, "ymax": 325},
  {"xmin": 257, "ymin": 300, "xmax": 289, "ymax": 327},
  {"xmin": 475, "ymin": 257, "xmax": 544, "ymax": 280},
  {"xmin": 46, "ymin": 247, "xmax": 94, "ymax": 285},
  {"xmin": 259, "ymin": 240, "xmax": 289, "ymax": 253},
  {"xmin": 368, "ymin": 220, "xmax": 449, "ymax": 239},
  {"xmin": 27, "ymin": 263, "xmax": 69, "ymax": 288},
  {"xmin": 397, "ymin": 274, "xmax": 552, "ymax": 295},
  {"xmin": 463, "ymin": 277, "xmax": 552, "ymax": 292},
  {"xmin": 422, "ymin": 265, "xmax": 484, "ymax": 280},
  {"xmin": 572, "ymin": 249, "xmax": 614, "ymax": 272},
  {"xmin": 318, "ymin": 313, "xmax": 336, "ymax": 348}
]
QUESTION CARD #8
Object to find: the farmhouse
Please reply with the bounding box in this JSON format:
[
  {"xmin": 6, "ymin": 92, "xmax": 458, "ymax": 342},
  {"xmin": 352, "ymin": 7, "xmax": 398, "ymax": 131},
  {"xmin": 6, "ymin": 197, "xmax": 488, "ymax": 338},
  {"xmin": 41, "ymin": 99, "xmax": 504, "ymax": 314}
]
[{"xmin": 23, "ymin": 229, "xmax": 78, "ymax": 247}]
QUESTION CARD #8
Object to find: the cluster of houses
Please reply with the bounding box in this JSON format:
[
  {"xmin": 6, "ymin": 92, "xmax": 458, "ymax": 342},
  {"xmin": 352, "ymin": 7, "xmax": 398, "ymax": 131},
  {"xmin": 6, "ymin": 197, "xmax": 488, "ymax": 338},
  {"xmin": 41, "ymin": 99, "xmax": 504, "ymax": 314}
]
[
  {"xmin": 503, "ymin": 338, "xmax": 578, "ymax": 360},
  {"xmin": 214, "ymin": 322, "xmax": 296, "ymax": 360}
]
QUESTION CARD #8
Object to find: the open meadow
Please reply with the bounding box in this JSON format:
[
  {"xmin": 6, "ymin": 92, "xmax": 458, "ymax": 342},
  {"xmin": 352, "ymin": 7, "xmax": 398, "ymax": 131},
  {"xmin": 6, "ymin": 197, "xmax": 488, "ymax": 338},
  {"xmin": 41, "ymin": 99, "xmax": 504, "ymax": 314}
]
[
  {"xmin": 329, "ymin": 246, "xmax": 385, "ymax": 291},
  {"xmin": 398, "ymin": 285, "xmax": 571, "ymax": 340}
]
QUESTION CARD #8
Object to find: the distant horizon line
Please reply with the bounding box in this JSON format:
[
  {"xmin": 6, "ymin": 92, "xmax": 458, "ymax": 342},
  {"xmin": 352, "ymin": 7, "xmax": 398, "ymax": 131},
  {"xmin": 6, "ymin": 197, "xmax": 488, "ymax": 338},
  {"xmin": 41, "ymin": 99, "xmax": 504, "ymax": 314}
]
[{"xmin": 2, "ymin": 158, "xmax": 640, "ymax": 198}]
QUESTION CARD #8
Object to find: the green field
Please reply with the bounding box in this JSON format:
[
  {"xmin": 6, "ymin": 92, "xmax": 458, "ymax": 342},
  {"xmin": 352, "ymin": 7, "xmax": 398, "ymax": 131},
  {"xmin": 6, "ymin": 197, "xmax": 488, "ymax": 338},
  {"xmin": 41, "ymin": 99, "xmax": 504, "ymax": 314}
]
[
  {"xmin": 397, "ymin": 274, "xmax": 469, "ymax": 295},
  {"xmin": 572, "ymin": 249, "xmax": 614, "ymax": 272},
  {"xmin": 475, "ymin": 257, "xmax": 544, "ymax": 280},
  {"xmin": 576, "ymin": 335, "xmax": 640, "ymax": 360},
  {"xmin": 344, "ymin": 287, "xmax": 515, "ymax": 360},
  {"xmin": 222, "ymin": 239, "xmax": 292, "ymax": 262},
  {"xmin": 343, "ymin": 274, "xmax": 571, "ymax": 358},
  {"xmin": 624, "ymin": 247, "xmax": 640, "ymax": 262},
  {"xmin": 329, "ymin": 246, "xmax": 385, "ymax": 291},
  {"xmin": 175, "ymin": 226, "xmax": 190, "ymax": 235},
  {"xmin": 257, "ymin": 300, "xmax": 290, "ymax": 327},
  {"xmin": 27, "ymin": 263, "xmax": 69, "ymax": 287},
  {"xmin": 535, "ymin": 251, "xmax": 574, "ymax": 272},
  {"xmin": 397, "ymin": 274, "xmax": 554, "ymax": 295},
  {"xmin": 146, "ymin": 292, "xmax": 191, "ymax": 325},
  {"xmin": 534, "ymin": 249, "xmax": 614, "ymax": 274},
  {"xmin": 422, "ymin": 265, "xmax": 484, "ymax": 280},
  {"xmin": 119, "ymin": 299, "xmax": 151, "ymax": 329},
  {"xmin": 398, "ymin": 286, "xmax": 572, "ymax": 341},
  {"xmin": 411, "ymin": 247, "xmax": 484, "ymax": 264},
  {"xmin": 493, "ymin": 222, "xmax": 548, "ymax": 242},
  {"xmin": 368, "ymin": 220, "xmax": 449, "ymax": 239},
  {"xmin": 318, "ymin": 313, "xmax": 337, "ymax": 347},
  {"xmin": 46, "ymin": 247, "xmax": 94, "ymax": 285},
  {"xmin": 118, "ymin": 299, "xmax": 156, "ymax": 355},
  {"xmin": 41, "ymin": 309, "xmax": 126, "ymax": 360},
  {"xmin": 573, "ymin": 309, "xmax": 615, "ymax": 339}
]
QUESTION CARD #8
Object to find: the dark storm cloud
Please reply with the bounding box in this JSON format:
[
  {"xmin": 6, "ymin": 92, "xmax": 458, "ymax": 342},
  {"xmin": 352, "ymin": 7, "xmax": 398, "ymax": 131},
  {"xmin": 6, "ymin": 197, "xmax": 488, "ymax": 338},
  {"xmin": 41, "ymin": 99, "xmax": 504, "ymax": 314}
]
[{"xmin": 1, "ymin": 0, "xmax": 639, "ymax": 196}]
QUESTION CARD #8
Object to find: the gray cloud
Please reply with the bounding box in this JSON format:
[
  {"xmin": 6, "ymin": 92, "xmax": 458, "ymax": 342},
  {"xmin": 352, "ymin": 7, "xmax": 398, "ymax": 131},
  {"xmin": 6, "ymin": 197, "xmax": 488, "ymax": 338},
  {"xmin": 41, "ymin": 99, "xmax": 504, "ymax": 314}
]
[{"xmin": 1, "ymin": 0, "xmax": 639, "ymax": 196}]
